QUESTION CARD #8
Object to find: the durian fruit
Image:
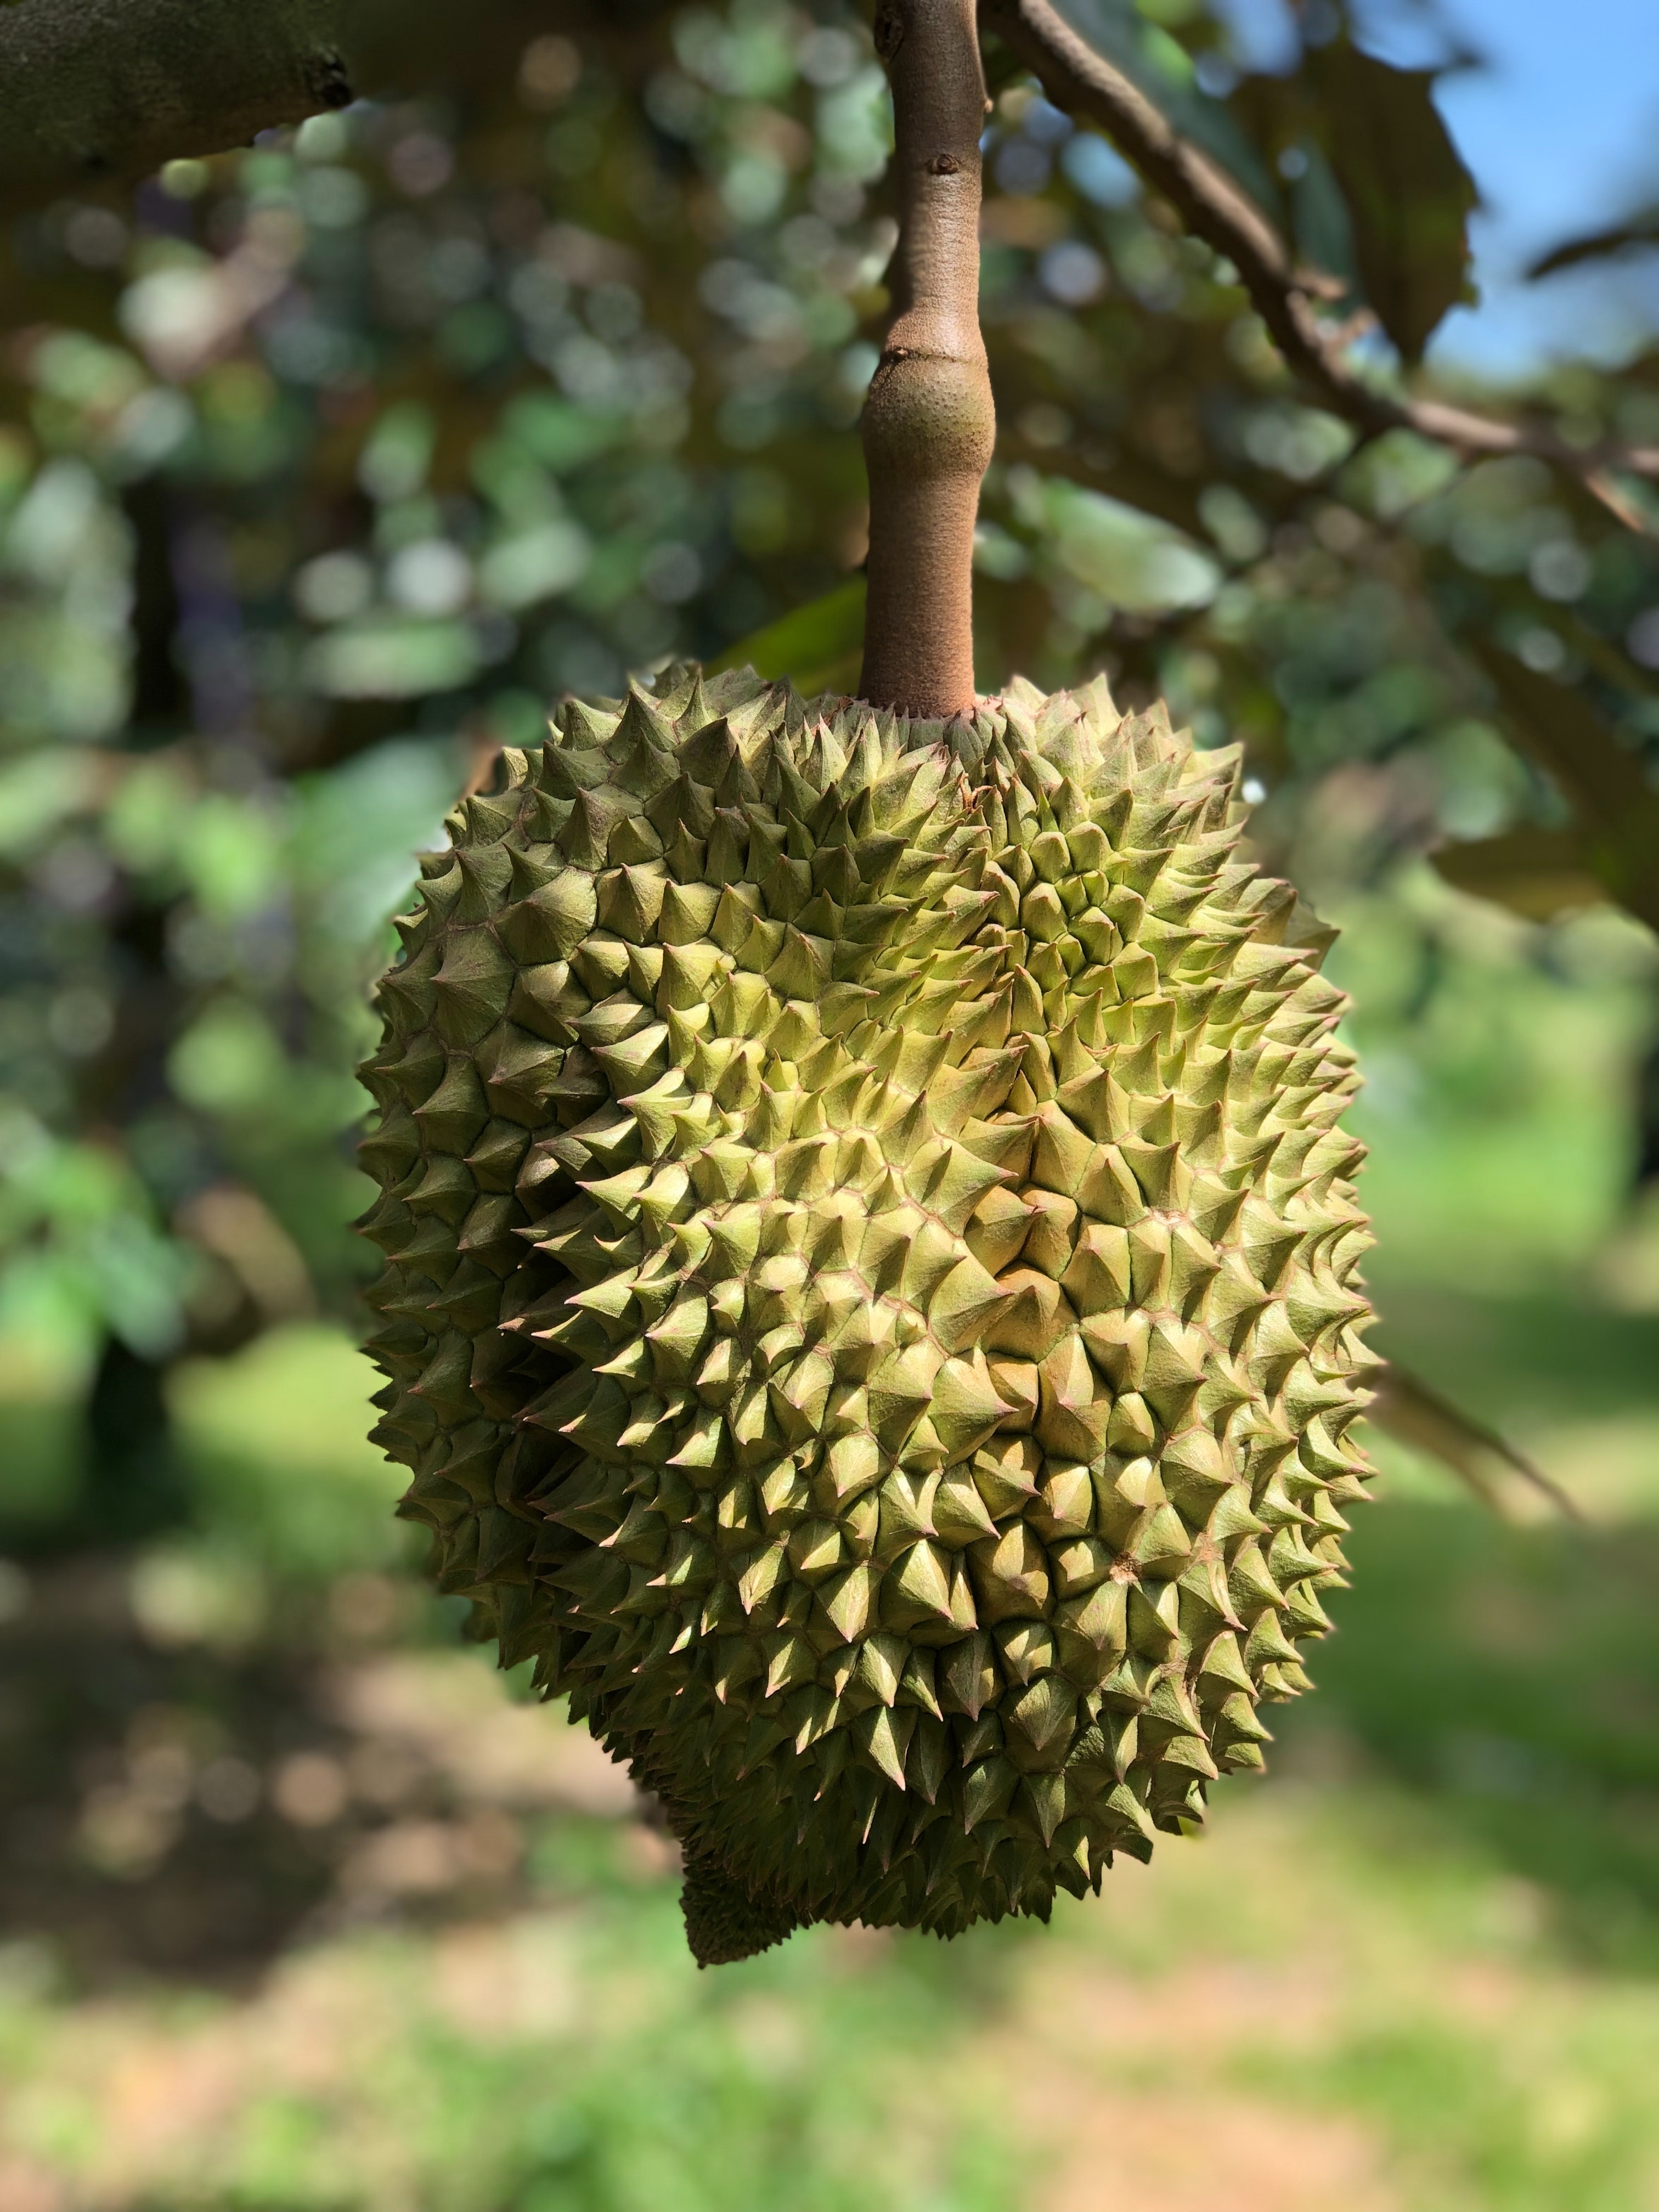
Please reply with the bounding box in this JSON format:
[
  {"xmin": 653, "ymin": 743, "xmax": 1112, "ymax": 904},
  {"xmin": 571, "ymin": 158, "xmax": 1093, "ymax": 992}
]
[{"xmin": 358, "ymin": 661, "xmax": 1374, "ymax": 1962}]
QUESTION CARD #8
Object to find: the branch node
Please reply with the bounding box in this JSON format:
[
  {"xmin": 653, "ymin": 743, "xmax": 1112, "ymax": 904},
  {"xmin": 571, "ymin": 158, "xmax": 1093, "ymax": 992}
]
[
  {"xmin": 308, "ymin": 49, "xmax": 354, "ymax": 111},
  {"xmin": 874, "ymin": 4, "xmax": 906, "ymax": 60}
]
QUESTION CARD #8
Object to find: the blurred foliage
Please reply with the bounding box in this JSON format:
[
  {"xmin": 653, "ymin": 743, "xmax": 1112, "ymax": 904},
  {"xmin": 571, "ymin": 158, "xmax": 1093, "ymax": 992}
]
[
  {"xmin": 1, "ymin": 9, "xmax": 1657, "ymax": 2200},
  {"xmin": 0, "ymin": 0, "xmax": 1656, "ymax": 1481}
]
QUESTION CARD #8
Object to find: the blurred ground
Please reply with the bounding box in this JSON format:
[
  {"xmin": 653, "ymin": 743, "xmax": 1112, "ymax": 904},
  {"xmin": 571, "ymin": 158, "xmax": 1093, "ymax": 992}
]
[{"xmin": 0, "ymin": 880, "xmax": 1656, "ymax": 2212}]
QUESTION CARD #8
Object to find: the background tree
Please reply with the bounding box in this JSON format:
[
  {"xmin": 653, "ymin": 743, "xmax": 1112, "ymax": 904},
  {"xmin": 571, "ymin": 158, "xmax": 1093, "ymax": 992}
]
[{"xmin": 0, "ymin": 2, "xmax": 1656, "ymax": 2201}]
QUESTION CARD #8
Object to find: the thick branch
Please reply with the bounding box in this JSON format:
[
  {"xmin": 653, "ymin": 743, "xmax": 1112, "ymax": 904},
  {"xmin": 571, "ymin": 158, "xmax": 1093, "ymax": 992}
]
[
  {"xmin": 0, "ymin": 0, "xmax": 603, "ymax": 205},
  {"xmin": 859, "ymin": 0, "xmax": 996, "ymax": 716},
  {"xmin": 978, "ymin": 0, "xmax": 1659, "ymax": 527},
  {"xmin": 1, "ymin": 0, "xmax": 351, "ymax": 196}
]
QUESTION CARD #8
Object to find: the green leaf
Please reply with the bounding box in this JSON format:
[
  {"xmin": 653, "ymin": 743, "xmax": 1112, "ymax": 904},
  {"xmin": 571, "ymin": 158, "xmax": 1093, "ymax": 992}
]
[
  {"xmin": 1015, "ymin": 476, "xmax": 1222, "ymax": 611},
  {"xmin": 708, "ymin": 577, "xmax": 867, "ymax": 694},
  {"xmin": 1467, "ymin": 638, "xmax": 1659, "ymax": 935},
  {"xmin": 303, "ymin": 616, "xmax": 481, "ymax": 701},
  {"xmin": 1302, "ymin": 40, "xmax": 1479, "ymax": 363},
  {"xmin": 1430, "ymin": 826, "xmax": 1607, "ymax": 922},
  {"xmin": 1368, "ymin": 1364, "xmax": 1583, "ymax": 1521},
  {"xmin": 167, "ymin": 1002, "xmax": 290, "ymax": 1114},
  {"xmin": 0, "ymin": 747, "xmax": 100, "ymax": 859},
  {"xmin": 476, "ymin": 520, "xmax": 591, "ymax": 610}
]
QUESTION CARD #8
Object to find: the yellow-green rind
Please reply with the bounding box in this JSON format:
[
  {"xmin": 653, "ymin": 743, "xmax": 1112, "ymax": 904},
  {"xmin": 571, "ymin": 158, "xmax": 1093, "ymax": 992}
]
[{"xmin": 358, "ymin": 662, "xmax": 1374, "ymax": 1960}]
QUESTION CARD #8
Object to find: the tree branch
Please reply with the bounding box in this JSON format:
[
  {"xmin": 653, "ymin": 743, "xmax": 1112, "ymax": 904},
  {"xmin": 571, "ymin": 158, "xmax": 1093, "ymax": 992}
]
[
  {"xmin": 0, "ymin": 0, "xmax": 360, "ymax": 196},
  {"xmin": 0, "ymin": 0, "xmax": 607, "ymax": 205},
  {"xmin": 978, "ymin": 0, "xmax": 1659, "ymax": 528}
]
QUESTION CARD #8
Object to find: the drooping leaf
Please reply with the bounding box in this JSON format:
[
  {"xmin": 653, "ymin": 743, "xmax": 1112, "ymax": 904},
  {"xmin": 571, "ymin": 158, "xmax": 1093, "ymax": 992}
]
[
  {"xmin": 1368, "ymin": 1364, "xmax": 1583, "ymax": 1521},
  {"xmin": 1301, "ymin": 39, "xmax": 1479, "ymax": 363},
  {"xmin": 1430, "ymin": 825, "xmax": 1607, "ymax": 921},
  {"xmin": 1224, "ymin": 70, "xmax": 1355, "ymax": 289},
  {"xmin": 1468, "ymin": 638, "xmax": 1659, "ymax": 934},
  {"xmin": 709, "ymin": 577, "xmax": 867, "ymax": 695}
]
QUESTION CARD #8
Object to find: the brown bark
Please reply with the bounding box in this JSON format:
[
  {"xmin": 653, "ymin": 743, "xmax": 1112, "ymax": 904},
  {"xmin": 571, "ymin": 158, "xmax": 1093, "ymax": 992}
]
[
  {"xmin": 0, "ymin": 0, "xmax": 624, "ymax": 207},
  {"xmin": 857, "ymin": 0, "xmax": 996, "ymax": 718},
  {"xmin": 0, "ymin": 0, "xmax": 352, "ymax": 198}
]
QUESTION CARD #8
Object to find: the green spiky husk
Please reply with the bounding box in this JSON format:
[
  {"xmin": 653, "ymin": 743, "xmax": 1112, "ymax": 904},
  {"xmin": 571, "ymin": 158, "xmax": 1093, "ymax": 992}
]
[{"xmin": 358, "ymin": 663, "xmax": 1374, "ymax": 1963}]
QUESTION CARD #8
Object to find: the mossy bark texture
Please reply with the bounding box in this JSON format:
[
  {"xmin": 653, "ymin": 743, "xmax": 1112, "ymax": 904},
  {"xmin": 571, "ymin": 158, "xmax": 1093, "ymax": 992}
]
[
  {"xmin": 857, "ymin": 0, "xmax": 996, "ymax": 719},
  {"xmin": 0, "ymin": 0, "xmax": 572, "ymax": 205}
]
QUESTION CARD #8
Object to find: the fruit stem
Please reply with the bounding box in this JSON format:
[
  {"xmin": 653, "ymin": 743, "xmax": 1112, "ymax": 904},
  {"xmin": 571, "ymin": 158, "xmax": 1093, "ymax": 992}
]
[{"xmin": 858, "ymin": 0, "xmax": 995, "ymax": 719}]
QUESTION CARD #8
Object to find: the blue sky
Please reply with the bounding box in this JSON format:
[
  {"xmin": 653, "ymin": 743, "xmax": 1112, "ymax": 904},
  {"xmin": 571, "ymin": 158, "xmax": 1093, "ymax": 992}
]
[{"xmin": 1218, "ymin": 0, "xmax": 1659, "ymax": 375}]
